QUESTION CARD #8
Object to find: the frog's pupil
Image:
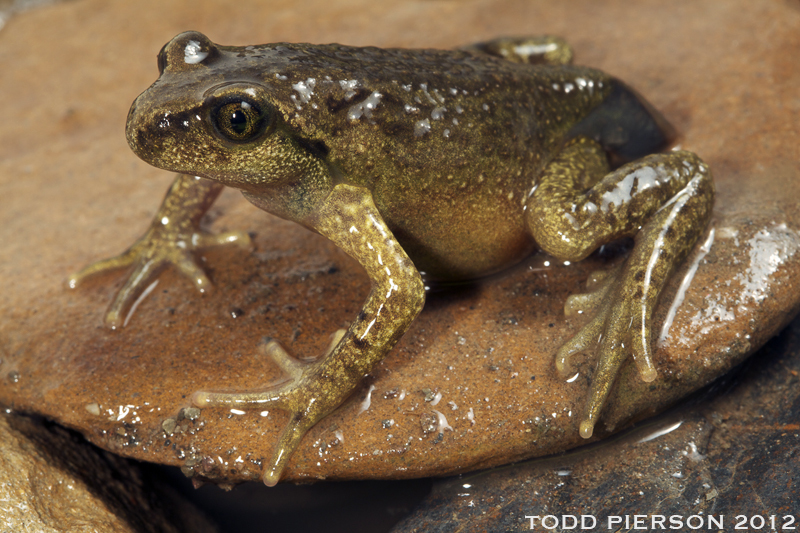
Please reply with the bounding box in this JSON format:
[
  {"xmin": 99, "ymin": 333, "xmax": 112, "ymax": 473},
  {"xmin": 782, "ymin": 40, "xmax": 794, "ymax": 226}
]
[{"xmin": 230, "ymin": 108, "xmax": 248, "ymax": 134}]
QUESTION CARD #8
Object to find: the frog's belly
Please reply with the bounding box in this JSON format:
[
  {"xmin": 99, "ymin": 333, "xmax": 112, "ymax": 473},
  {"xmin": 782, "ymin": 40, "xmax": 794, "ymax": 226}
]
[{"xmin": 389, "ymin": 207, "xmax": 535, "ymax": 282}]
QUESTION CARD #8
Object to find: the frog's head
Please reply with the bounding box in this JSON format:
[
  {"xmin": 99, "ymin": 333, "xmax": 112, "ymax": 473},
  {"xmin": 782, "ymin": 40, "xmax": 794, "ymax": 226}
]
[{"xmin": 126, "ymin": 32, "xmax": 321, "ymax": 194}]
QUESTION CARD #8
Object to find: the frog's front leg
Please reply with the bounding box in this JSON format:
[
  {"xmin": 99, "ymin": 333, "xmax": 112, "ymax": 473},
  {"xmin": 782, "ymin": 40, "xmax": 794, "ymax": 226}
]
[
  {"xmin": 193, "ymin": 184, "xmax": 425, "ymax": 486},
  {"xmin": 525, "ymin": 137, "xmax": 714, "ymax": 439},
  {"xmin": 68, "ymin": 174, "xmax": 250, "ymax": 327}
]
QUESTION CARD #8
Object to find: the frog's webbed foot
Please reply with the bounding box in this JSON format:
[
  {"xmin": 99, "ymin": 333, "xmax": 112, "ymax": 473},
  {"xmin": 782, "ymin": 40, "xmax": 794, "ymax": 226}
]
[
  {"xmin": 526, "ymin": 139, "xmax": 714, "ymax": 440},
  {"xmin": 555, "ymin": 265, "xmax": 659, "ymax": 439},
  {"xmin": 68, "ymin": 175, "xmax": 250, "ymax": 328},
  {"xmin": 192, "ymin": 329, "xmax": 347, "ymax": 486}
]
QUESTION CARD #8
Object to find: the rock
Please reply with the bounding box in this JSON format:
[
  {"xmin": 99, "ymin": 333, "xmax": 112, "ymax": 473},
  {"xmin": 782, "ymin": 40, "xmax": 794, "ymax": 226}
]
[
  {"xmin": 0, "ymin": 0, "xmax": 798, "ymax": 484},
  {"xmin": 390, "ymin": 313, "xmax": 800, "ymax": 532},
  {"xmin": 0, "ymin": 410, "xmax": 218, "ymax": 532}
]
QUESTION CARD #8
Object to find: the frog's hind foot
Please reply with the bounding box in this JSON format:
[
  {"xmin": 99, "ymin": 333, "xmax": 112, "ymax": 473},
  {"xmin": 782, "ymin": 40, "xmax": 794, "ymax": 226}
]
[{"xmin": 192, "ymin": 329, "xmax": 347, "ymax": 486}]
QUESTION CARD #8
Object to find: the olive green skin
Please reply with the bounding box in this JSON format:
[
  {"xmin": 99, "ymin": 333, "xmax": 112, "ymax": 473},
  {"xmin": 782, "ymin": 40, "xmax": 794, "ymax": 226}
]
[{"xmin": 73, "ymin": 32, "xmax": 714, "ymax": 485}]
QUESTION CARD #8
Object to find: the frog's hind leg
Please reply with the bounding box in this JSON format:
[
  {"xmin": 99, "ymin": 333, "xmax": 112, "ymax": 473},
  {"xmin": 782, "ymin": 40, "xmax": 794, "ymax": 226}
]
[{"xmin": 525, "ymin": 137, "xmax": 714, "ymax": 438}]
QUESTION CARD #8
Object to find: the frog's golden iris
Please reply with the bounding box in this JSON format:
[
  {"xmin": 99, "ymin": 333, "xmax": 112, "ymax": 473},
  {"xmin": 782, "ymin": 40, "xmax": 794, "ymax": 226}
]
[{"xmin": 212, "ymin": 100, "xmax": 268, "ymax": 142}]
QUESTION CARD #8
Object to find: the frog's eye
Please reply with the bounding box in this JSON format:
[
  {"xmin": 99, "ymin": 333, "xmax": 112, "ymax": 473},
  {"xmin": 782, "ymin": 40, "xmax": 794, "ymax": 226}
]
[{"xmin": 212, "ymin": 100, "xmax": 269, "ymax": 143}]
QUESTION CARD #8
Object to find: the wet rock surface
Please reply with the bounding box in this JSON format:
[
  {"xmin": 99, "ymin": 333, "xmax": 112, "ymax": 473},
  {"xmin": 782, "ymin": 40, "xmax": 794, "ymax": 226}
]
[
  {"xmin": 391, "ymin": 313, "xmax": 800, "ymax": 532},
  {"xmin": 0, "ymin": 411, "xmax": 218, "ymax": 532},
  {"xmin": 1, "ymin": 0, "xmax": 799, "ymax": 486}
]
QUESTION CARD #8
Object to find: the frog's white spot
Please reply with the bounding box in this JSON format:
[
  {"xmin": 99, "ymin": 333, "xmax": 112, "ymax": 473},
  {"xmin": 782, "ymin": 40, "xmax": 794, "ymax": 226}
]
[
  {"xmin": 449, "ymin": 87, "xmax": 458, "ymax": 95},
  {"xmin": 358, "ymin": 384, "xmax": 376, "ymax": 414},
  {"xmin": 230, "ymin": 409, "xmax": 245, "ymax": 415},
  {"xmin": 467, "ymin": 407, "xmax": 475, "ymax": 425},
  {"xmin": 482, "ymin": 103, "xmax": 489, "ymax": 111},
  {"xmin": 160, "ymin": 216, "xmax": 169, "ymax": 225},
  {"xmin": 575, "ymin": 77, "xmax": 588, "ymax": 89},
  {"xmin": 400, "ymin": 83, "xmax": 412, "ymax": 92},
  {"xmin": 339, "ymin": 79, "xmax": 360, "ymax": 100},
  {"xmin": 564, "ymin": 212, "xmax": 580, "ymax": 231},
  {"xmin": 419, "ymin": 83, "xmax": 438, "ymax": 104},
  {"xmin": 260, "ymin": 410, "xmax": 269, "ymax": 417},
  {"xmin": 292, "ymin": 78, "xmax": 316, "ymax": 105},
  {"xmin": 563, "ymin": 82, "xmax": 575, "ymax": 93},
  {"xmin": 244, "ymin": 88, "xmax": 257, "ymax": 98},
  {"xmin": 552, "ymin": 83, "xmax": 560, "ymax": 91},
  {"xmin": 349, "ymin": 226, "xmax": 359, "ymax": 234},
  {"xmin": 600, "ymin": 168, "xmax": 647, "ymax": 213},
  {"xmin": 404, "ymin": 104, "xmax": 419, "ymax": 114},
  {"xmin": 184, "ymin": 40, "xmax": 208, "ymax": 64},
  {"xmin": 455, "ymin": 105, "xmax": 463, "ymax": 114},
  {"xmin": 348, "ymin": 91, "xmax": 382, "ymax": 121},
  {"xmin": 512, "ymin": 41, "xmax": 558, "ymax": 60},
  {"xmin": 275, "ymin": 73, "xmax": 288, "ymax": 81},
  {"xmin": 431, "ymin": 106, "xmax": 446, "ymax": 120},
  {"xmin": 443, "ymin": 128, "xmax": 450, "ymax": 138},
  {"xmin": 85, "ymin": 403, "xmax": 101, "ymax": 416},
  {"xmin": 414, "ymin": 119, "xmax": 431, "ymax": 137}
]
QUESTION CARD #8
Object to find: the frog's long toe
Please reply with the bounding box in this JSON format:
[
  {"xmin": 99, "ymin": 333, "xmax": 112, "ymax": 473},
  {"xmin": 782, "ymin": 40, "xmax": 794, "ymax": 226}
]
[{"xmin": 563, "ymin": 268, "xmax": 661, "ymax": 439}]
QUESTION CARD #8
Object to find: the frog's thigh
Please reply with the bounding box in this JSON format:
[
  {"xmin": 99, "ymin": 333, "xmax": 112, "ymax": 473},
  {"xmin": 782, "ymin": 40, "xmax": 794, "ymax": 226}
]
[
  {"xmin": 462, "ymin": 36, "xmax": 573, "ymax": 65},
  {"xmin": 526, "ymin": 137, "xmax": 712, "ymax": 263},
  {"xmin": 526, "ymin": 139, "xmax": 714, "ymax": 436}
]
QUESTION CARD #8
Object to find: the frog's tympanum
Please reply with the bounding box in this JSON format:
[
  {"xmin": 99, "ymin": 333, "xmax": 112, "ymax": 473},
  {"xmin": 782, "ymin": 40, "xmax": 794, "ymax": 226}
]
[{"xmin": 70, "ymin": 32, "xmax": 714, "ymax": 485}]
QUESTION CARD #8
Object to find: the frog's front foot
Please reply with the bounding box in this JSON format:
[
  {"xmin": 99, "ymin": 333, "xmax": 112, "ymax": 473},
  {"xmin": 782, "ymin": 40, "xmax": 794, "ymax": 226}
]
[
  {"xmin": 68, "ymin": 175, "xmax": 250, "ymax": 327},
  {"xmin": 69, "ymin": 226, "xmax": 249, "ymax": 327},
  {"xmin": 192, "ymin": 329, "xmax": 347, "ymax": 486}
]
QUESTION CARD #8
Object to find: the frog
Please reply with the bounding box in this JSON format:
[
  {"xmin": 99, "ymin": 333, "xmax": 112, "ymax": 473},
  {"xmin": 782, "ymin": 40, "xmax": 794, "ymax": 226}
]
[{"xmin": 69, "ymin": 31, "xmax": 714, "ymax": 486}]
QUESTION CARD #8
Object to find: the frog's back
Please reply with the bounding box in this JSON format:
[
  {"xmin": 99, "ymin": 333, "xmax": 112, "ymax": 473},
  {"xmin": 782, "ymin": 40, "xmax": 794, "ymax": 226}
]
[{"xmin": 229, "ymin": 41, "xmax": 672, "ymax": 279}]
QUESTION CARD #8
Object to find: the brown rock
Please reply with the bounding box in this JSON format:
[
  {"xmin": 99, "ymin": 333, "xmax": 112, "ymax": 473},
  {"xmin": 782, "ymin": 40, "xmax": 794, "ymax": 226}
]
[
  {"xmin": 0, "ymin": 411, "xmax": 218, "ymax": 532},
  {"xmin": 0, "ymin": 0, "xmax": 798, "ymax": 484}
]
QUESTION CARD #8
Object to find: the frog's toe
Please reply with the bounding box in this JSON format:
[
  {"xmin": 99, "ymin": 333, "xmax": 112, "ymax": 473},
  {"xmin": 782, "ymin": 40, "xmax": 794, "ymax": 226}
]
[
  {"xmin": 174, "ymin": 254, "xmax": 212, "ymax": 294},
  {"xmin": 191, "ymin": 379, "xmax": 319, "ymax": 485},
  {"xmin": 261, "ymin": 411, "xmax": 319, "ymax": 486},
  {"xmin": 555, "ymin": 306, "xmax": 605, "ymax": 376},
  {"xmin": 568, "ymin": 272, "xmax": 661, "ymax": 439},
  {"xmin": 102, "ymin": 256, "xmax": 170, "ymax": 328},
  {"xmin": 563, "ymin": 265, "xmax": 620, "ymax": 317},
  {"xmin": 194, "ymin": 229, "xmax": 252, "ymax": 249},
  {"xmin": 67, "ymin": 248, "xmax": 140, "ymax": 290}
]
